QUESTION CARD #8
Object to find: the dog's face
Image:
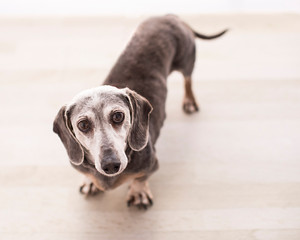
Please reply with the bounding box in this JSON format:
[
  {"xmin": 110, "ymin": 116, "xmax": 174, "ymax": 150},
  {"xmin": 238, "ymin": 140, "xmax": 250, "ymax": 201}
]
[
  {"xmin": 53, "ymin": 86, "xmax": 152, "ymax": 177},
  {"xmin": 68, "ymin": 86, "xmax": 132, "ymax": 176}
]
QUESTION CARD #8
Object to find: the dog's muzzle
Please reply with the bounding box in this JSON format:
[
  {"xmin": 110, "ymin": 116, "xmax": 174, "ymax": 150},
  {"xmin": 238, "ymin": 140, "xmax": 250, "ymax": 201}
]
[{"xmin": 100, "ymin": 149, "xmax": 121, "ymax": 175}]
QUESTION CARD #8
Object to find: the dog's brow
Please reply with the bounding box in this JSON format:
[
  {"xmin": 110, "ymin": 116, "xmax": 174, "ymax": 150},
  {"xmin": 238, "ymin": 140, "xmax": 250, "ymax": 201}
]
[{"xmin": 99, "ymin": 93, "xmax": 127, "ymax": 104}]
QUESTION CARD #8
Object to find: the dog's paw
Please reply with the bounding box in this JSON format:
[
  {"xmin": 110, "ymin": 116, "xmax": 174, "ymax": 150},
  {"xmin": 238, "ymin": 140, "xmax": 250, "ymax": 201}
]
[
  {"xmin": 79, "ymin": 177, "xmax": 102, "ymax": 196},
  {"xmin": 183, "ymin": 98, "xmax": 199, "ymax": 114},
  {"xmin": 127, "ymin": 180, "xmax": 153, "ymax": 210}
]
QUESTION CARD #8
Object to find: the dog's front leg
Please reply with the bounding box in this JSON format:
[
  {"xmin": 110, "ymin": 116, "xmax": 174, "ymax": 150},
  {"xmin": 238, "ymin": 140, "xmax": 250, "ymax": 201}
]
[
  {"xmin": 127, "ymin": 178, "xmax": 153, "ymax": 209},
  {"xmin": 79, "ymin": 176, "xmax": 103, "ymax": 196}
]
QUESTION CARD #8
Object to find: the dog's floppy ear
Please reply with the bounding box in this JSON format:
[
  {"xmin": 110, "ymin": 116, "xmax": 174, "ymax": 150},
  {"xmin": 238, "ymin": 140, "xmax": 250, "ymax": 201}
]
[
  {"xmin": 53, "ymin": 105, "xmax": 84, "ymax": 165},
  {"xmin": 126, "ymin": 89, "xmax": 153, "ymax": 151}
]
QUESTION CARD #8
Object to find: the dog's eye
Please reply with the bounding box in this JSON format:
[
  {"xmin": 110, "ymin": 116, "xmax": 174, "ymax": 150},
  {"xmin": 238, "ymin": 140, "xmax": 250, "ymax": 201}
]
[
  {"xmin": 77, "ymin": 119, "xmax": 91, "ymax": 133},
  {"xmin": 111, "ymin": 111, "xmax": 124, "ymax": 124}
]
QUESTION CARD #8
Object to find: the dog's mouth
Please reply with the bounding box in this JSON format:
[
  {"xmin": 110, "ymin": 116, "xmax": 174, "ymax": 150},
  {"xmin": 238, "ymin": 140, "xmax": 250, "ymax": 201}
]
[
  {"xmin": 100, "ymin": 170, "xmax": 123, "ymax": 177},
  {"xmin": 98, "ymin": 166, "xmax": 126, "ymax": 177}
]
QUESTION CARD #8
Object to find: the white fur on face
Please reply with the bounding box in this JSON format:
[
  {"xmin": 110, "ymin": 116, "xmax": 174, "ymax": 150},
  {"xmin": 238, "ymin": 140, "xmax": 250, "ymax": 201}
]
[{"xmin": 67, "ymin": 86, "xmax": 131, "ymax": 177}]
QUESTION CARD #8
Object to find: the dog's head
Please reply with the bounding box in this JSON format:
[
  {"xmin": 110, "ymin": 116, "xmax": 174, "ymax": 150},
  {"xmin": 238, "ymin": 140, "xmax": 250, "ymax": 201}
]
[{"xmin": 53, "ymin": 86, "xmax": 152, "ymax": 177}]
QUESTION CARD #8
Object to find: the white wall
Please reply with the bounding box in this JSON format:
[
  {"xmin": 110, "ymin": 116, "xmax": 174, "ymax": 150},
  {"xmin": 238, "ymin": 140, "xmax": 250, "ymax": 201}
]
[{"xmin": 0, "ymin": 0, "xmax": 300, "ymax": 15}]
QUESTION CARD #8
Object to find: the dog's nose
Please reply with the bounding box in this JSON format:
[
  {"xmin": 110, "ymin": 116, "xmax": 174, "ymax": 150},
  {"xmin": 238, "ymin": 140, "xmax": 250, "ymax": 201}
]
[
  {"xmin": 101, "ymin": 150, "xmax": 121, "ymax": 174},
  {"xmin": 102, "ymin": 160, "xmax": 120, "ymax": 174},
  {"xmin": 100, "ymin": 148, "xmax": 121, "ymax": 175}
]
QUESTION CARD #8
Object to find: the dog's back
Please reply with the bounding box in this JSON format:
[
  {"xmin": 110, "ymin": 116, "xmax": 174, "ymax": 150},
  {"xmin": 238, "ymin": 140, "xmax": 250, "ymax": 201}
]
[
  {"xmin": 104, "ymin": 15, "xmax": 195, "ymax": 83},
  {"xmin": 104, "ymin": 15, "xmax": 226, "ymax": 143},
  {"xmin": 104, "ymin": 15, "xmax": 196, "ymax": 143}
]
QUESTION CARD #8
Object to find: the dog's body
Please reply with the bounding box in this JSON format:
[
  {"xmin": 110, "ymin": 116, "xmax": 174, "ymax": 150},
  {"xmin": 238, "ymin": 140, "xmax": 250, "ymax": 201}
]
[{"xmin": 53, "ymin": 15, "xmax": 227, "ymax": 208}]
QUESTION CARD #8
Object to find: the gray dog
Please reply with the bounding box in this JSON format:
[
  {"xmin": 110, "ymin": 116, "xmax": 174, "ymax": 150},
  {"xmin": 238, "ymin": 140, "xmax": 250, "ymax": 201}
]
[{"xmin": 53, "ymin": 15, "xmax": 227, "ymax": 209}]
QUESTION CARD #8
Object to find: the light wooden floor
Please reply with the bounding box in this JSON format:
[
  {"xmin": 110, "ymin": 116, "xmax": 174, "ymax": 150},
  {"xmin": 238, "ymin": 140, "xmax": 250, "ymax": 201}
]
[{"xmin": 0, "ymin": 14, "xmax": 300, "ymax": 240}]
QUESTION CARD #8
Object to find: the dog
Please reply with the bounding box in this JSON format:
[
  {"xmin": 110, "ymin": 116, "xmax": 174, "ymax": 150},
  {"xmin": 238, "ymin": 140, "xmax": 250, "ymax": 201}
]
[{"xmin": 53, "ymin": 15, "xmax": 227, "ymax": 209}]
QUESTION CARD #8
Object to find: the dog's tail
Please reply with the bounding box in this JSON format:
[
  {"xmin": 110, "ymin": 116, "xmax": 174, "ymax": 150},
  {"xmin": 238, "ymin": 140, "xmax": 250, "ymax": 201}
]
[{"xmin": 192, "ymin": 29, "xmax": 228, "ymax": 40}]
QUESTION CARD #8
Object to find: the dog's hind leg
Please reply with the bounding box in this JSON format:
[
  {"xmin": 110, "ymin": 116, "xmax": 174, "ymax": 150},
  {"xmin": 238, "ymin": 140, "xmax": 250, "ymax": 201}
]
[
  {"xmin": 183, "ymin": 75, "xmax": 199, "ymax": 114},
  {"xmin": 177, "ymin": 40, "xmax": 199, "ymax": 114}
]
